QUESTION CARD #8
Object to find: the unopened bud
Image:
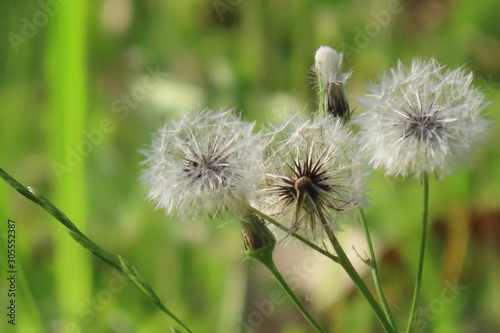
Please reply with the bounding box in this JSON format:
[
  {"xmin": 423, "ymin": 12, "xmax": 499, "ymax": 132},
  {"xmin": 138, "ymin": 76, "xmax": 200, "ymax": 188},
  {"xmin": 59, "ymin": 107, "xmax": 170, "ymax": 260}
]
[
  {"xmin": 314, "ymin": 46, "xmax": 351, "ymax": 119},
  {"xmin": 240, "ymin": 213, "xmax": 276, "ymax": 262}
]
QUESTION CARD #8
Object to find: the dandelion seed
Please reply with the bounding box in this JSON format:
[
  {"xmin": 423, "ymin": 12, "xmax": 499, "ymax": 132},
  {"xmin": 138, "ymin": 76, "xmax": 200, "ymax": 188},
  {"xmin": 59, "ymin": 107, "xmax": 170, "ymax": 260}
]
[
  {"xmin": 140, "ymin": 109, "xmax": 265, "ymax": 217},
  {"xmin": 356, "ymin": 59, "xmax": 490, "ymax": 178},
  {"xmin": 262, "ymin": 114, "xmax": 365, "ymax": 239},
  {"xmin": 314, "ymin": 46, "xmax": 352, "ymax": 118}
]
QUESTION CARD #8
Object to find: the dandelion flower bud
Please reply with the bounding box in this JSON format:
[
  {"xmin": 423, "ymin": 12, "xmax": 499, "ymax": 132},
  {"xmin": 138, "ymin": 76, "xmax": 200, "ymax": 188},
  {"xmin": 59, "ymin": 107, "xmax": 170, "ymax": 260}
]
[
  {"xmin": 314, "ymin": 46, "xmax": 352, "ymax": 119},
  {"xmin": 356, "ymin": 59, "xmax": 490, "ymax": 178},
  {"xmin": 240, "ymin": 213, "xmax": 276, "ymax": 261},
  {"xmin": 262, "ymin": 113, "xmax": 366, "ymax": 239},
  {"xmin": 140, "ymin": 109, "xmax": 265, "ymax": 217}
]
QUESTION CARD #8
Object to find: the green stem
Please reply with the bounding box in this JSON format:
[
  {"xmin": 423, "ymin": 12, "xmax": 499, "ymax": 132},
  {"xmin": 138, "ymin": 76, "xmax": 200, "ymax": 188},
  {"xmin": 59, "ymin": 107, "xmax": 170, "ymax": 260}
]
[
  {"xmin": 242, "ymin": 214, "xmax": 325, "ymax": 332},
  {"xmin": 406, "ymin": 173, "xmax": 430, "ymax": 333},
  {"xmin": 319, "ymin": 214, "xmax": 395, "ymax": 333},
  {"xmin": 0, "ymin": 168, "xmax": 192, "ymax": 333},
  {"xmin": 260, "ymin": 255, "xmax": 326, "ymax": 333},
  {"xmin": 247, "ymin": 205, "xmax": 338, "ymax": 263},
  {"xmin": 359, "ymin": 208, "xmax": 398, "ymax": 332},
  {"xmin": 250, "ymin": 203, "xmax": 394, "ymax": 332},
  {"xmin": 318, "ymin": 76, "xmax": 327, "ymax": 114}
]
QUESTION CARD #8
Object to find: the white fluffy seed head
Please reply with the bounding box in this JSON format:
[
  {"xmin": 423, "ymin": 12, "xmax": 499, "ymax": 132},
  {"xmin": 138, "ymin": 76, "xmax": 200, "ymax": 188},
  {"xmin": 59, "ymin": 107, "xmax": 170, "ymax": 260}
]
[
  {"xmin": 356, "ymin": 59, "xmax": 490, "ymax": 178},
  {"xmin": 261, "ymin": 113, "xmax": 367, "ymax": 240},
  {"xmin": 314, "ymin": 46, "xmax": 352, "ymax": 85},
  {"xmin": 140, "ymin": 109, "xmax": 265, "ymax": 218}
]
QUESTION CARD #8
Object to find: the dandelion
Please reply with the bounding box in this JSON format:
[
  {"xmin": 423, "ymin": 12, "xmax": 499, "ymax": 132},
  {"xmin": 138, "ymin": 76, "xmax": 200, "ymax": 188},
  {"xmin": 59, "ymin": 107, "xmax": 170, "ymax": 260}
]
[
  {"xmin": 314, "ymin": 46, "xmax": 352, "ymax": 118},
  {"xmin": 262, "ymin": 113, "xmax": 365, "ymax": 239},
  {"xmin": 140, "ymin": 109, "xmax": 265, "ymax": 217},
  {"xmin": 356, "ymin": 59, "xmax": 490, "ymax": 178}
]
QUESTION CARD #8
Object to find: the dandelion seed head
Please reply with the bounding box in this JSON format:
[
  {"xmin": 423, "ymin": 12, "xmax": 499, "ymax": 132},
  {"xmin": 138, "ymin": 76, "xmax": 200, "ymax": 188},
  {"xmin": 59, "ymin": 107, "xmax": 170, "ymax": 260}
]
[
  {"xmin": 314, "ymin": 46, "xmax": 351, "ymax": 85},
  {"xmin": 262, "ymin": 113, "xmax": 366, "ymax": 239},
  {"xmin": 140, "ymin": 109, "xmax": 265, "ymax": 217},
  {"xmin": 356, "ymin": 59, "xmax": 490, "ymax": 178}
]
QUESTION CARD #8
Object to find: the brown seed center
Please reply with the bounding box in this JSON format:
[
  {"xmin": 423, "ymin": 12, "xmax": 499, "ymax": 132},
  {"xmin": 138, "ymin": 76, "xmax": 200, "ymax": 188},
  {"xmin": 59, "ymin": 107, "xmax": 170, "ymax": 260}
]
[{"xmin": 295, "ymin": 176, "xmax": 312, "ymax": 192}]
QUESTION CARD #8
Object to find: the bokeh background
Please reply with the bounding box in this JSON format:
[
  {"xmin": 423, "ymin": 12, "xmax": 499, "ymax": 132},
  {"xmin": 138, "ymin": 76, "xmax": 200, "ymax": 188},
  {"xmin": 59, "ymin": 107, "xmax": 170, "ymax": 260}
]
[{"xmin": 1, "ymin": 0, "xmax": 500, "ymax": 332}]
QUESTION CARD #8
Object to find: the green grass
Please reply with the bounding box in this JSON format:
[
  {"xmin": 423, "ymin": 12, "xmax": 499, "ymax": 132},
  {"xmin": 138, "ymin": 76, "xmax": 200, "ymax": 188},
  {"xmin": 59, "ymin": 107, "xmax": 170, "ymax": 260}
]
[
  {"xmin": 45, "ymin": 1, "xmax": 92, "ymax": 330},
  {"xmin": 1, "ymin": 0, "xmax": 500, "ymax": 332}
]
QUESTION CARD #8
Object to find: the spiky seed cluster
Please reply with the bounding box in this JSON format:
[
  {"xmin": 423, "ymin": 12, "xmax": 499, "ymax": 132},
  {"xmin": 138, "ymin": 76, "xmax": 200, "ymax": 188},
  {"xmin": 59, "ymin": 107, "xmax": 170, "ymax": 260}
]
[
  {"xmin": 314, "ymin": 46, "xmax": 352, "ymax": 118},
  {"xmin": 262, "ymin": 114, "xmax": 365, "ymax": 239},
  {"xmin": 356, "ymin": 59, "xmax": 490, "ymax": 178},
  {"xmin": 140, "ymin": 109, "xmax": 265, "ymax": 217}
]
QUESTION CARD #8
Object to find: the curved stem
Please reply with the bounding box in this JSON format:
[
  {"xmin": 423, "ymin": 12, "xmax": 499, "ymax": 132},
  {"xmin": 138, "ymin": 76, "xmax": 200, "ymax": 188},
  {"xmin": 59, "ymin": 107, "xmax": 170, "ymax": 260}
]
[
  {"xmin": 241, "ymin": 214, "xmax": 325, "ymax": 333},
  {"xmin": 406, "ymin": 173, "xmax": 430, "ymax": 333},
  {"xmin": 0, "ymin": 168, "xmax": 192, "ymax": 333},
  {"xmin": 320, "ymin": 220, "xmax": 395, "ymax": 331},
  {"xmin": 318, "ymin": 212, "xmax": 395, "ymax": 333},
  {"xmin": 359, "ymin": 208, "xmax": 398, "ymax": 332},
  {"xmin": 262, "ymin": 260, "xmax": 326, "ymax": 333},
  {"xmin": 250, "ymin": 202, "xmax": 394, "ymax": 332}
]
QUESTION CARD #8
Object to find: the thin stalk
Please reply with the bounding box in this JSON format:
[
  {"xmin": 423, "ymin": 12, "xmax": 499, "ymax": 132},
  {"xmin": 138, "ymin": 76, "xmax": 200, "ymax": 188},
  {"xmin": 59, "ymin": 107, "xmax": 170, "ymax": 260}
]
[
  {"xmin": 250, "ymin": 202, "xmax": 394, "ymax": 332},
  {"xmin": 319, "ymin": 212, "xmax": 395, "ymax": 333},
  {"xmin": 260, "ymin": 255, "xmax": 326, "ymax": 333},
  {"xmin": 0, "ymin": 168, "xmax": 192, "ymax": 333},
  {"xmin": 247, "ymin": 205, "xmax": 338, "ymax": 263},
  {"xmin": 359, "ymin": 208, "xmax": 398, "ymax": 332},
  {"xmin": 406, "ymin": 173, "xmax": 430, "ymax": 333},
  {"xmin": 242, "ymin": 214, "xmax": 326, "ymax": 333}
]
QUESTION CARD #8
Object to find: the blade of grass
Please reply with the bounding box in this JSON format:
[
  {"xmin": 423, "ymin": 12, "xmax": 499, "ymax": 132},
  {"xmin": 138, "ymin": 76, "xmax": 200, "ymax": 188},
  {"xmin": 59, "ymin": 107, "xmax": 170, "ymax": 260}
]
[
  {"xmin": 0, "ymin": 168, "xmax": 192, "ymax": 333},
  {"xmin": 45, "ymin": 0, "xmax": 91, "ymax": 325}
]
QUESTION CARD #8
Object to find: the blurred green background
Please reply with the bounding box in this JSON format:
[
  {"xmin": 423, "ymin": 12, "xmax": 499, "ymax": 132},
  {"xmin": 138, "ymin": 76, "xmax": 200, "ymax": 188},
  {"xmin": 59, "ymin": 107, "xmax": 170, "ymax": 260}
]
[{"xmin": 1, "ymin": 0, "xmax": 500, "ymax": 332}]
